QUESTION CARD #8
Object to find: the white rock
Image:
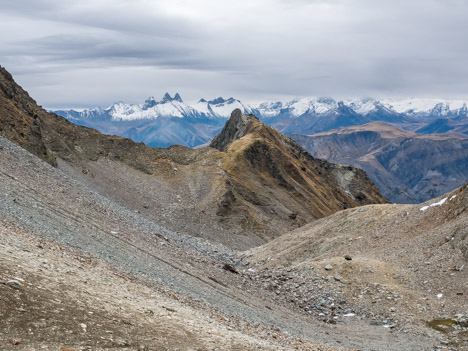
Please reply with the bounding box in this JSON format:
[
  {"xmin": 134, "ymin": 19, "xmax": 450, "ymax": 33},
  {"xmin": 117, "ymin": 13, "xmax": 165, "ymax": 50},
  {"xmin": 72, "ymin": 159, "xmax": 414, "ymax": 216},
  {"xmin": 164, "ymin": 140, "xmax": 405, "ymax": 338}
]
[{"xmin": 6, "ymin": 280, "xmax": 23, "ymax": 290}]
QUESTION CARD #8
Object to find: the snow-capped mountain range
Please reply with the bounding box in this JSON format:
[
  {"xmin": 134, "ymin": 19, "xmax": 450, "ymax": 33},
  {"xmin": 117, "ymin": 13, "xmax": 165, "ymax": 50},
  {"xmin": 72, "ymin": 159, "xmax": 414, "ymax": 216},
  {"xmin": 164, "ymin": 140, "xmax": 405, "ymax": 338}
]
[
  {"xmin": 59, "ymin": 93, "xmax": 252, "ymax": 122},
  {"xmin": 54, "ymin": 93, "xmax": 468, "ymax": 147}
]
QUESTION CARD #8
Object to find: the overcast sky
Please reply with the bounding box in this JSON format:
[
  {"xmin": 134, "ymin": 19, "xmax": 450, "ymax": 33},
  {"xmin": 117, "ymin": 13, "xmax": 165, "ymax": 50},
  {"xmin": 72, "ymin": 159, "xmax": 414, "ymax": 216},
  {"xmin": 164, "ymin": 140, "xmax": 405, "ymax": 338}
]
[{"xmin": 1, "ymin": 0, "xmax": 467, "ymax": 108}]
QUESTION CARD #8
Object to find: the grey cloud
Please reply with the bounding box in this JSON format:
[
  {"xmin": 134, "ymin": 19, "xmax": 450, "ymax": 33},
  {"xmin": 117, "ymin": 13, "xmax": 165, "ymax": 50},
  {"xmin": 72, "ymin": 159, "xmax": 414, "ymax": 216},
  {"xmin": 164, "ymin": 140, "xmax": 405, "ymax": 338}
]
[{"xmin": 1, "ymin": 0, "xmax": 468, "ymax": 107}]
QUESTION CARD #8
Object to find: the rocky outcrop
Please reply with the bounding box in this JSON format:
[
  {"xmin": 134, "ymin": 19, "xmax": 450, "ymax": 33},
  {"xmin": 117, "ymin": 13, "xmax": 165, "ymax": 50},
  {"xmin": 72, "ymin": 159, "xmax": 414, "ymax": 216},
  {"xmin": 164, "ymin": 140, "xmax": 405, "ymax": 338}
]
[{"xmin": 210, "ymin": 109, "xmax": 258, "ymax": 151}]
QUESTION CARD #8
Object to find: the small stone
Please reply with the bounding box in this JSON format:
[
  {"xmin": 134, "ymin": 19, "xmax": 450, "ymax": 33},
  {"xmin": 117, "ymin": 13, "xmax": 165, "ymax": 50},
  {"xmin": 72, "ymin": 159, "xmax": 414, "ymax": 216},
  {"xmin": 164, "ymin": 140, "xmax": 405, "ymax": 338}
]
[
  {"xmin": 8, "ymin": 338, "xmax": 22, "ymax": 345},
  {"xmin": 6, "ymin": 280, "xmax": 22, "ymax": 290},
  {"xmin": 118, "ymin": 339, "xmax": 129, "ymax": 346},
  {"xmin": 324, "ymin": 265, "xmax": 333, "ymax": 271},
  {"xmin": 223, "ymin": 263, "xmax": 239, "ymax": 274},
  {"xmin": 334, "ymin": 275, "xmax": 342, "ymax": 282},
  {"xmin": 344, "ymin": 255, "xmax": 352, "ymax": 261}
]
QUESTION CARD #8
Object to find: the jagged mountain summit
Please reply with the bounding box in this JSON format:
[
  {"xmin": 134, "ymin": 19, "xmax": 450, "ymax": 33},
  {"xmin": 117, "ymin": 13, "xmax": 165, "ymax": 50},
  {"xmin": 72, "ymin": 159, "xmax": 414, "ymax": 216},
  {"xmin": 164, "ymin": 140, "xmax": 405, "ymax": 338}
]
[
  {"xmin": 293, "ymin": 122, "xmax": 468, "ymax": 203},
  {"xmin": 57, "ymin": 93, "xmax": 251, "ymax": 121},
  {"xmin": 55, "ymin": 94, "xmax": 252, "ymax": 148},
  {"xmin": 55, "ymin": 95, "xmax": 468, "ymax": 148},
  {"xmin": 0, "ymin": 66, "xmax": 387, "ymax": 249}
]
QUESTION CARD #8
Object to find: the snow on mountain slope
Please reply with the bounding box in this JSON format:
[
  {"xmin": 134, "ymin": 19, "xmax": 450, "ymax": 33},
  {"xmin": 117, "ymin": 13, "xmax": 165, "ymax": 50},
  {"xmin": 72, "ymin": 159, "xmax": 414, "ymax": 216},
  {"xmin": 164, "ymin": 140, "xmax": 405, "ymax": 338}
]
[
  {"xmin": 380, "ymin": 98, "xmax": 468, "ymax": 116},
  {"xmin": 344, "ymin": 99, "xmax": 379, "ymax": 115},
  {"xmin": 56, "ymin": 95, "xmax": 468, "ymax": 123},
  {"xmin": 192, "ymin": 97, "xmax": 252, "ymax": 118},
  {"xmin": 60, "ymin": 94, "xmax": 255, "ymax": 122},
  {"xmin": 108, "ymin": 94, "xmax": 191, "ymax": 120},
  {"xmin": 257, "ymin": 97, "xmax": 338, "ymax": 118}
]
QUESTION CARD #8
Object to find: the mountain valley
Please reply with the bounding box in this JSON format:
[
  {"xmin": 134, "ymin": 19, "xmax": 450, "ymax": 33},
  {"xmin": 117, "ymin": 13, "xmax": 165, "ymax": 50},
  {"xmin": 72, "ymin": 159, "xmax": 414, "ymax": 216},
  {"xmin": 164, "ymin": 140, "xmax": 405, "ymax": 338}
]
[
  {"xmin": 293, "ymin": 122, "xmax": 468, "ymax": 203},
  {"xmin": 0, "ymin": 66, "xmax": 467, "ymax": 351}
]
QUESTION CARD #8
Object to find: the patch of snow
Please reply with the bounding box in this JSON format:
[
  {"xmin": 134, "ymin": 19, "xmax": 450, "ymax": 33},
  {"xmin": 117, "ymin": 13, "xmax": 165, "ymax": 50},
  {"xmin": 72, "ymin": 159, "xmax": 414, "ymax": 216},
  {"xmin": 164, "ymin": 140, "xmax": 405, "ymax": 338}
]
[
  {"xmin": 345, "ymin": 99, "xmax": 377, "ymax": 115},
  {"xmin": 420, "ymin": 197, "xmax": 448, "ymax": 211},
  {"xmin": 437, "ymin": 293, "xmax": 443, "ymax": 299},
  {"xmin": 380, "ymin": 98, "xmax": 468, "ymax": 115},
  {"xmin": 450, "ymin": 195, "xmax": 457, "ymax": 201},
  {"xmin": 191, "ymin": 98, "xmax": 251, "ymax": 118},
  {"xmin": 432, "ymin": 197, "xmax": 448, "ymax": 207},
  {"xmin": 256, "ymin": 101, "xmax": 283, "ymax": 117}
]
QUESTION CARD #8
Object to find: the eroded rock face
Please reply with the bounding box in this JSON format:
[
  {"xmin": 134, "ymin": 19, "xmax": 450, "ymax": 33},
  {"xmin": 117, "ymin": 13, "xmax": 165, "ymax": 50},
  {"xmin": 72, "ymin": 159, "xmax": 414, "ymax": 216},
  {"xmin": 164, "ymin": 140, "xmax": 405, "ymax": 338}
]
[{"xmin": 210, "ymin": 109, "xmax": 259, "ymax": 151}]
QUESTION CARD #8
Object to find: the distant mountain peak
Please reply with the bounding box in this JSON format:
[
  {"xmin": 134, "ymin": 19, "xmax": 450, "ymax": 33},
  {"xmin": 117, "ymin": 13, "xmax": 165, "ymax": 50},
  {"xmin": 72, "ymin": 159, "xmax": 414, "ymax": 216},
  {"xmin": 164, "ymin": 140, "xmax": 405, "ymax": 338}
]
[
  {"xmin": 160, "ymin": 92, "xmax": 183, "ymax": 103},
  {"xmin": 316, "ymin": 97, "xmax": 336, "ymax": 104},
  {"xmin": 208, "ymin": 97, "xmax": 227, "ymax": 105},
  {"xmin": 207, "ymin": 97, "xmax": 237, "ymax": 105},
  {"xmin": 143, "ymin": 96, "xmax": 157, "ymax": 109},
  {"xmin": 161, "ymin": 92, "xmax": 173, "ymax": 103},
  {"xmin": 174, "ymin": 93, "xmax": 183, "ymax": 103}
]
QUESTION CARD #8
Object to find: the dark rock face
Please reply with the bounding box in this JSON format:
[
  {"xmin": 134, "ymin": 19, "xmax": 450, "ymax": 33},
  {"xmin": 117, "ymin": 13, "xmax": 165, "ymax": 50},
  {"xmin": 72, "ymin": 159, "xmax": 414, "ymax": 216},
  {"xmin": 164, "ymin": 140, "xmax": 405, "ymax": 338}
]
[{"xmin": 210, "ymin": 109, "xmax": 259, "ymax": 151}]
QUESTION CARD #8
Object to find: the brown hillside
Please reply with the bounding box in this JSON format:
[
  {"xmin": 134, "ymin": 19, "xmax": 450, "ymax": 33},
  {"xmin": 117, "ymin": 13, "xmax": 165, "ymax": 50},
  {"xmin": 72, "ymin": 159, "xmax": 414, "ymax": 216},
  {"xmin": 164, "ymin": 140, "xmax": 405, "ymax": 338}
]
[
  {"xmin": 0, "ymin": 66, "xmax": 387, "ymax": 248},
  {"xmin": 246, "ymin": 185, "xmax": 468, "ymax": 348}
]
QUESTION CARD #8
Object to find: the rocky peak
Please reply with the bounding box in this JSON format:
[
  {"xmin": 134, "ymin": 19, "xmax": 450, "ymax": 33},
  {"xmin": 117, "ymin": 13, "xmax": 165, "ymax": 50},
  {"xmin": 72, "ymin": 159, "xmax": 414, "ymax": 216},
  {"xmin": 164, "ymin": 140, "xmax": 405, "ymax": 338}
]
[
  {"xmin": 143, "ymin": 96, "xmax": 157, "ymax": 109},
  {"xmin": 160, "ymin": 92, "xmax": 183, "ymax": 104},
  {"xmin": 210, "ymin": 109, "xmax": 259, "ymax": 151},
  {"xmin": 174, "ymin": 93, "xmax": 183, "ymax": 103},
  {"xmin": 207, "ymin": 97, "xmax": 226, "ymax": 105}
]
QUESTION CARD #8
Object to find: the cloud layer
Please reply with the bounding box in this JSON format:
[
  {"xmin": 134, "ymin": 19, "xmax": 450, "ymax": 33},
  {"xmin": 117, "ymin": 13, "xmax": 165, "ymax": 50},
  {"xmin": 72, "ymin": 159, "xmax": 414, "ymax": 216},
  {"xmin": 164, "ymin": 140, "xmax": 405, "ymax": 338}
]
[{"xmin": 1, "ymin": 0, "xmax": 467, "ymax": 108}]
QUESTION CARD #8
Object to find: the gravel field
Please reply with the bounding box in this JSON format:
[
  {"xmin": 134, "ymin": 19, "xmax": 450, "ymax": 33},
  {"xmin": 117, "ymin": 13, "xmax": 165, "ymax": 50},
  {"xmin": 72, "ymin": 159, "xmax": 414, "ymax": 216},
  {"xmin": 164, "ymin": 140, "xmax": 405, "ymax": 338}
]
[{"xmin": 0, "ymin": 135, "xmax": 448, "ymax": 350}]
